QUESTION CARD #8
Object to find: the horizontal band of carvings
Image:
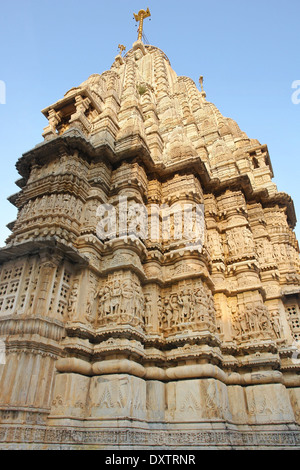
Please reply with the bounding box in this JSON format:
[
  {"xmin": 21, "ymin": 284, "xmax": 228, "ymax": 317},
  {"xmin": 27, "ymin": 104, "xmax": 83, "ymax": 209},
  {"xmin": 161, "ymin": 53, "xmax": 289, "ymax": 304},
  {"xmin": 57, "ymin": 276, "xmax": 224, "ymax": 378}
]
[
  {"xmin": 0, "ymin": 315, "xmax": 65, "ymax": 342},
  {"xmin": 55, "ymin": 357, "xmax": 287, "ymax": 385},
  {"xmin": 0, "ymin": 238, "xmax": 89, "ymax": 266},
  {"xmin": 1, "ymin": 424, "xmax": 300, "ymax": 449},
  {"xmin": 5, "ymin": 337, "xmax": 63, "ymax": 359},
  {"xmin": 17, "ymin": 131, "xmax": 297, "ymax": 230},
  {"xmin": 64, "ymin": 322, "xmax": 222, "ymax": 348},
  {"xmin": 16, "ymin": 173, "xmax": 90, "ymax": 208}
]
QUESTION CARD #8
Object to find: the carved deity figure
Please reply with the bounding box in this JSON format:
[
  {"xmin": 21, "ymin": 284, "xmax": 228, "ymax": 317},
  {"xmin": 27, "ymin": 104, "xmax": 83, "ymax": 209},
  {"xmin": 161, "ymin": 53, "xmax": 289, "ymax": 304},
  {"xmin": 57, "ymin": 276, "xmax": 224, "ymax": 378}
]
[
  {"xmin": 161, "ymin": 298, "xmax": 173, "ymax": 329},
  {"xmin": 270, "ymin": 313, "xmax": 282, "ymax": 339},
  {"xmin": 121, "ymin": 281, "xmax": 134, "ymax": 317},
  {"xmin": 193, "ymin": 288, "xmax": 208, "ymax": 322},
  {"xmin": 158, "ymin": 283, "xmax": 216, "ymax": 333},
  {"xmin": 96, "ymin": 276, "xmax": 145, "ymax": 327},
  {"xmin": 85, "ymin": 286, "xmax": 97, "ymax": 325},
  {"xmin": 226, "ymin": 227, "xmax": 254, "ymax": 257},
  {"xmin": 143, "ymin": 295, "xmax": 153, "ymax": 326},
  {"xmin": 98, "ymin": 286, "xmax": 111, "ymax": 321},
  {"xmin": 177, "ymin": 289, "xmax": 192, "ymax": 323},
  {"xmin": 231, "ymin": 302, "xmax": 275, "ymax": 341},
  {"xmin": 111, "ymin": 281, "xmax": 122, "ymax": 315},
  {"xmin": 67, "ymin": 282, "xmax": 79, "ymax": 320},
  {"xmin": 169, "ymin": 294, "xmax": 180, "ymax": 324}
]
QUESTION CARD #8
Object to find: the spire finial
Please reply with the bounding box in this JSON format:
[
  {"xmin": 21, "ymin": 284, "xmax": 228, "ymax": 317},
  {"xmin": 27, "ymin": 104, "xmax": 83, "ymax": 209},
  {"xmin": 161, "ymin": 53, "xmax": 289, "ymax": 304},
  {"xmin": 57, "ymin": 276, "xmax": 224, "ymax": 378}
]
[
  {"xmin": 133, "ymin": 8, "xmax": 151, "ymax": 41},
  {"xmin": 199, "ymin": 76, "xmax": 207, "ymax": 98},
  {"xmin": 118, "ymin": 44, "xmax": 126, "ymax": 56}
]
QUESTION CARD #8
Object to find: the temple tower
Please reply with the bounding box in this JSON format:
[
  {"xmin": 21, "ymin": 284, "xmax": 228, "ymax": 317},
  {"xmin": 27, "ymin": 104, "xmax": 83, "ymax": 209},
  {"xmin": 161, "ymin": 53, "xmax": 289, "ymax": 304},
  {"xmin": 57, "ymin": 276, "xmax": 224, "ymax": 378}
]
[{"xmin": 0, "ymin": 11, "xmax": 300, "ymax": 449}]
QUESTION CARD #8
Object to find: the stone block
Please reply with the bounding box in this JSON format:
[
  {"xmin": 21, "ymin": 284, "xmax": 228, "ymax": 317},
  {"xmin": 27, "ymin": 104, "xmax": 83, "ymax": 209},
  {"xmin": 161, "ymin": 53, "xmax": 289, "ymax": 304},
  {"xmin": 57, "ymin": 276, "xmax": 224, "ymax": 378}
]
[
  {"xmin": 245, "ymin": 383, "xmax": 295, "ymax": 424},
  {"xmin": 166, "ymin": 378, "xmax": 232, "ymax": 422},
  {"xmin": 288, "ymin": 388, "xmax": 300, "ymax": 424},
  {"xmin": 146, "ymin": 380, "xmax": 165, "ymax": 421},
  {"xmin": 49, "ymin": 373, "xmax": 90, "ymax": 420},
  {"xmin": 87, "ymin": 374, "xmax": 147, "ymax": 421},
  {"xmin": 227, "ymin": 385, "xmax": 248, "ymax": 424}
]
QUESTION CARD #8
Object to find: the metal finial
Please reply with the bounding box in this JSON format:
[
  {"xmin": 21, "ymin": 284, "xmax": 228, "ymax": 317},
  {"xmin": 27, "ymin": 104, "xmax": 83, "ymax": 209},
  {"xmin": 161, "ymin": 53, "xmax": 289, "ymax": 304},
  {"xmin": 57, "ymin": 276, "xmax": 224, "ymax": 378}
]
[
  {"xmin": 133, "ymin": 8, "xmax": 151, "ymax": 41},
  {"xmin": 118, "ymin": 44, "xmax": 126, "ymax": 56}
]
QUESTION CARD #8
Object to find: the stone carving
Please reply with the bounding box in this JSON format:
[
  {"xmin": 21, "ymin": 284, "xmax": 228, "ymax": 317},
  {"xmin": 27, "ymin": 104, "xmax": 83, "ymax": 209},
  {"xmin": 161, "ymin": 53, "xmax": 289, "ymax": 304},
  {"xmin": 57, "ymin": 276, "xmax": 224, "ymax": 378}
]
[
  {"xmin": 158, "ymin": 281, "xmax": 216, "ymax": 334},
  {"xmin": 143, "ymin": 294, "xmax": 153, "ymax": 328},
  {"xmin": 67, "ymin": 281, "xmax": 79, "ymax": 320},
  {"xmin": 96, "ymin": 273, "xmax": 144, "ymax": 328},
  {"xmin": 226, "ymin": 226, "xmax": 255, "ymax": 258},
  {"xmin": 231, "ymin": 302, "xmax": 284, "ymax": 342}
]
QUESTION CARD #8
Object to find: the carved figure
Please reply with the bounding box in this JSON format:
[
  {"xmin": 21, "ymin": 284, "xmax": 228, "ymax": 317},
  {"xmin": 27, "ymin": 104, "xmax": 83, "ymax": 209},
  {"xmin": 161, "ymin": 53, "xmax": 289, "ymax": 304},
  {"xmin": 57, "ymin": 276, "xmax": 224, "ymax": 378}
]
[
  {"xmin": 111, "ymin": 281, "xmax": 122, "ymax": 315},
  {"xmin": 67, "ymin": 282, "xmax": 79, "ymax": 319},
  {"xmin": 98, "ymin": 286, "xmax": 111, "ymax": 321}
]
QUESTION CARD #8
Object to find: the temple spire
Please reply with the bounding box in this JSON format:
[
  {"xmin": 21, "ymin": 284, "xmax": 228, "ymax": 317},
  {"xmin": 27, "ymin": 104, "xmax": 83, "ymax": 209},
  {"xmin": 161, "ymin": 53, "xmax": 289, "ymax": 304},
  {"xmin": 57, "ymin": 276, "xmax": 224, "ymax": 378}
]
[{"xmin": 133, "ymin": 8, "xmax": 151, "ymax": 41}]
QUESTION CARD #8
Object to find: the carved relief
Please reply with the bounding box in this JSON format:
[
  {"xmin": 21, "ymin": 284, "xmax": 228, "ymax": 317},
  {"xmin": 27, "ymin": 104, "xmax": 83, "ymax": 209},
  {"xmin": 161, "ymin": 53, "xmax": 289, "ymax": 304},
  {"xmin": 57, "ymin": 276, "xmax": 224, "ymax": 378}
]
[
  {"xmin": 158, "ymin": 280, "xmax": 216, "ymax": 335},
  {"xmin": 206, "ymin": 229, "xmax": 224, "ymax": 259},
  {"xmin": 230, "ymin": 300, "xmax": 284, "ymax": 342},
  {"xmin": 67, "ymin": 281, "xmax": 79, "ymax": 320},
  {"xmin": 255, "ymin": 238, "xmax": 274, "ymax": 265},
  {"xmin": 96, "ymin": 272, "xmax": 144, "ymax": 329},
  {"xmin": 85, "ymin": 273, "xmax": 98, "ymax": 325},
  {"xmin": 246, "ymin": 384, "xmax": 294, "ymax": 424},
  {"xmin": 226, "ymin": 226, "xmax": 255, "ymax": 258}
]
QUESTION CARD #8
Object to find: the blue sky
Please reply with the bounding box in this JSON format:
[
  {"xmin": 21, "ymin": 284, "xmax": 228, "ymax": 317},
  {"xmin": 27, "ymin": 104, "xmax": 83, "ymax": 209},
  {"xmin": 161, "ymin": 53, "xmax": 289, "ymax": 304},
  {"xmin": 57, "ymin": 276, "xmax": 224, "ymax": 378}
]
[{"xmin": 0, "ymin": 0, "xmax": 299, "ymax": 245}]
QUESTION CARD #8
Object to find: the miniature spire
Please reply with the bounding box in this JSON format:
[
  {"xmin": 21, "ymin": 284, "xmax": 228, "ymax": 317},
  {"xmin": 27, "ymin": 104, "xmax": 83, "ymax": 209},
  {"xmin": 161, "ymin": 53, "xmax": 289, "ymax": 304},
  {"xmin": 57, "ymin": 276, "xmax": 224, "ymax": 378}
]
[
  {"xmin": 133, "ymin": 8, "xmax": 151, "ymax": 41},
  {"xmin": 199, "ymin": 75, "xmax": 207, "ymax": 98}
]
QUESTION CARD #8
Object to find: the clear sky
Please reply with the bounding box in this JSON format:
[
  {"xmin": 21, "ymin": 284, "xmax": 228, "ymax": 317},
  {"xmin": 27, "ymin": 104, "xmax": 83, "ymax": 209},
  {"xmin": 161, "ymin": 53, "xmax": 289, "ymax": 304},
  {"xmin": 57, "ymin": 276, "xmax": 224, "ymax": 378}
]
[{"xmin": 0, "ymin": 0, "xmax": 299, "ymax": 245}]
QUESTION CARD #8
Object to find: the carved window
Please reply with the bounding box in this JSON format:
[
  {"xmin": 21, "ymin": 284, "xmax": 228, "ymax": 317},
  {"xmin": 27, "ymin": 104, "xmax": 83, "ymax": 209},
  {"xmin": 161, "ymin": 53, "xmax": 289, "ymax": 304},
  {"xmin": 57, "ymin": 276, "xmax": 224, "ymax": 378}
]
[
  {"xmin": 0, "ymin": 284, "xmax": 8, "ymax": 296},
  {"xmin": 48, "ymin": 267, "xmax": 72, "ymax": 317},
  {"xmin": 57, "ymin": 271, "xmax": 71, "ymax": 317},
  {"xmin": 252, "ymin": 157, "xmax": 259, "ymax": 169},
  {"xmin": 286, "ymin": 304, "xmax": 300, "ymax": 342},
  {"xmin": 57, "ymin": 300, "xmax": 66, "ymax": 316},
  {"xmin": 28, "ymin": 264, "xmax": 40, "ymax": 310},
  {"xmin": 16, "ymin": 261, "xmax": 36, "ymax": 314},
  {"xmin": 0, "ymin": 262, "xmax": 24, "ymax": 316}
]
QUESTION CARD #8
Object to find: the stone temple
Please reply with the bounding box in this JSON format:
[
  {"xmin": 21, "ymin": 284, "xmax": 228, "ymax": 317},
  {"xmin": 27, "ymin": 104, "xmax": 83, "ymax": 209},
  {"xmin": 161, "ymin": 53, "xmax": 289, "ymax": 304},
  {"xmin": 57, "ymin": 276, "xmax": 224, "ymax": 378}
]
[{"xmin": 0, "ymin": 15, "xmax": 300, "ymax": 449}]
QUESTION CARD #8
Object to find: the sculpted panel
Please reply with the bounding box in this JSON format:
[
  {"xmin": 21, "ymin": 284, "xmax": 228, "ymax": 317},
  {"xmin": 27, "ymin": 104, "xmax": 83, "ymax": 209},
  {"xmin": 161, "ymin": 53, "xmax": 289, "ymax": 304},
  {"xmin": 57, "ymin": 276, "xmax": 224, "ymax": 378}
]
[
  {"xmin": 156, "ymin": 280, "xmax": 216, "ymax": 335},
  {"xmin": 96, "ymin": 272, "xmax": 145, "ymax": 329},
  {"xmin": 230, "ymin": 299, "xmax": 284, "ymax": 343},
  {"xmin": 226, "ymin": 226, "xmax": 255, "ymax": 258}
]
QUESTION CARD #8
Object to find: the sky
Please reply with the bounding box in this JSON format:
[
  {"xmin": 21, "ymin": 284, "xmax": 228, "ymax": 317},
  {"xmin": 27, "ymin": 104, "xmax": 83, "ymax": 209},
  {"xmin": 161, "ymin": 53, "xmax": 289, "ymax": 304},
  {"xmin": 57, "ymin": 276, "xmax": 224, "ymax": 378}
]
[{"xmin": 0, "ymin": 0, "xmax": 299, "ymax": 245}]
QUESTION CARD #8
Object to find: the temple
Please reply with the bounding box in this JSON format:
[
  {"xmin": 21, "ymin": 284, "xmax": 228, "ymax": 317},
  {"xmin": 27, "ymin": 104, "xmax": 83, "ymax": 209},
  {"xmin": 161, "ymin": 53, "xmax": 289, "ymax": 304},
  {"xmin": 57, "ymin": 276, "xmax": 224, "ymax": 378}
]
[{"xmin": 0, "ymin": 11, "xmax": 300, "ymax": 449}]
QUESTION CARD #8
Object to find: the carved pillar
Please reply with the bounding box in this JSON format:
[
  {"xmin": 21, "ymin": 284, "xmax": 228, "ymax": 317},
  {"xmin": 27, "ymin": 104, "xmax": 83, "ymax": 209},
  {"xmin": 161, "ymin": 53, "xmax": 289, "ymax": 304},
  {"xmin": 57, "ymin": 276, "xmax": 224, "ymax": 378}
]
[
  {"xmin": 42, "ymin": 108, "xmax": 61, "ymax": 140},
  {"xmin": 31, "ymin": 253, "xmax": 62, "ymax": 317}
]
